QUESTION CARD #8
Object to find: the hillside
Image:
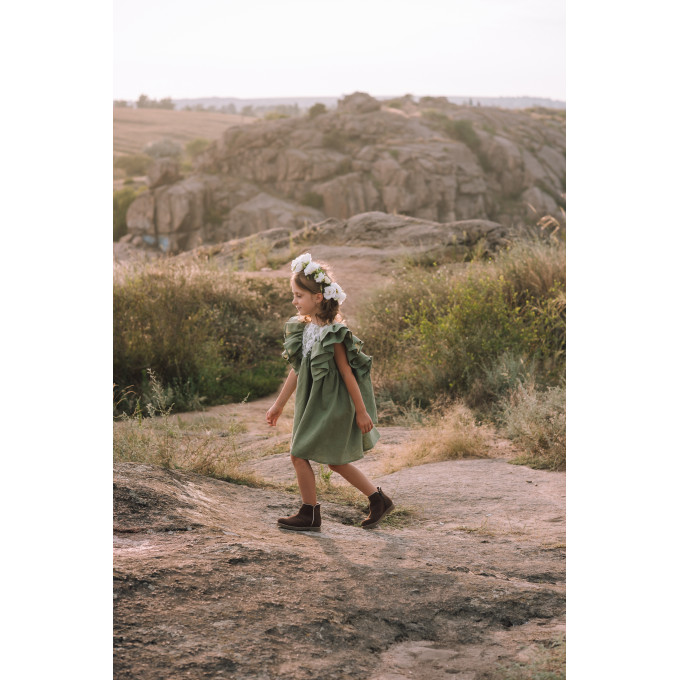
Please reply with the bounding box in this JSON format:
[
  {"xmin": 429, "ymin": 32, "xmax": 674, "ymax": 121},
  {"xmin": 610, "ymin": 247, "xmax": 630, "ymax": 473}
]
[
  {"xmin": 113, "ymin": 107, "xmax": 255, "ymax": 158},
  {"xmin": 120, "ymin": 92, "xmax": 565, "ymax": 255}
]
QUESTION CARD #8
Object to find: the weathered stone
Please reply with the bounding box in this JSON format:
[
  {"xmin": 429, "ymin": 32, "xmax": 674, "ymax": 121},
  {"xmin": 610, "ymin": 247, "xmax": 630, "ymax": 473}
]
[
  {"xmin": 147, "ymin": 158, "xmax": 182, "ymax": 189},
  {"xmin": 316, "ymin": 173, "xmax": 381, "ymax": 219},
  {"xmin": 522, "ymin": 186, "xmax": 560, "ymax": 217},
  {"xmin": 155, "ymin": 178, "xmax": 206, "ymax": 234},
  {"xmin": 227, "ymin": 193, "xmax": 324, "ymax": 239},
  {"xmin": 126, "ymin": 191, "xmax": 155, "ymax": 236}
]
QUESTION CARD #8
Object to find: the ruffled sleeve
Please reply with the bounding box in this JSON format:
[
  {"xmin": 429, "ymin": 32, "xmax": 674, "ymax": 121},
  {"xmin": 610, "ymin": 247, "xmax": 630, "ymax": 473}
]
[
  {"xmin": 282, "ymin": 316, "xmax": 305, "ymax": 374},
  {"xmin": 309, "ymin": 323, "xmax": 373, "ymax": 381}
]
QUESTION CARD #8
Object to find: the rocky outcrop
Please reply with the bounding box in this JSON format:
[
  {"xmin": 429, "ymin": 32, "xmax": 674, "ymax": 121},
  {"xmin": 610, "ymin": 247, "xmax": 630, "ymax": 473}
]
[
  {"xmin": 170, "ymin": 211, "xmax": 514, "ymax": 271},
  {"xmin": 126, "ymin": 92, "xmax": 565, "ymax": 253},
  {"xmin": 147, "ymin": 158, "xmax": 182, "ymax": 189}
]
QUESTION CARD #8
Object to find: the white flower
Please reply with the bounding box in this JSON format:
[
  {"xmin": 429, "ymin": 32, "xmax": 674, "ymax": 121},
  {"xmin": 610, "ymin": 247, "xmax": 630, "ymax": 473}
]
[
  {"xmin": 314, "ymin": 271, "xmax": 325, "ymax": 282},
  {"xmin": 323, "ymin": 283, "xmax": 338, "ymax": 300},
  {"xmin": 322, "ymin": 282, "xmax": 346, "ymax": 304},
  {"xmin": 291, "ymin": 252, "xmax": 312, "ymax": 272},
  {"xmin": 324, "ymin": 275, "xmax": 331, "ymax": 284},
  {"xmin": 304, "ymin": 261, "xmax": 319, "ymax": 276},
  {"xmin": 335, "ymin": 284, "xmax": 346, "ymax": 304}
]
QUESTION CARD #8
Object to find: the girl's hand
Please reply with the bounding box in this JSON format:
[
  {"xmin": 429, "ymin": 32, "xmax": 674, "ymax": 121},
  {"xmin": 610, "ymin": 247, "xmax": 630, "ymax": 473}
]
[
  {"xmin": 266, "ymin": 404, "xmax": 282, "ymax": 427},
  {"xmin": 356, "ymin": 410, "xmax": 373, "ymax": 434}
]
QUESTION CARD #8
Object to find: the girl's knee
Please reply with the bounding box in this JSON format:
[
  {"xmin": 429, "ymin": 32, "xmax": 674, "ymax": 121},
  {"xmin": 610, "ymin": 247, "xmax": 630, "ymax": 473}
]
[
  {"xmin": 291, "ymin": 455, "xmax": 309, "ymax": 466},
  {"xmin": 328, "ymin": 463, "xmax": 345, "ymax": 472}
]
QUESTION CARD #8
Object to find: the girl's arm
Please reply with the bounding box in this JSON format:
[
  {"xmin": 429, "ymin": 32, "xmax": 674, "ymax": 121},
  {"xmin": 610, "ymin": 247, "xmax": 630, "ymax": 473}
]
[
  {"xmin": 334, "ymin": 342, "xmax": 374, "ymax": 434},
  {"xmin": 265, "ymin": 368, "xmax": 298, "ymax": 426}
]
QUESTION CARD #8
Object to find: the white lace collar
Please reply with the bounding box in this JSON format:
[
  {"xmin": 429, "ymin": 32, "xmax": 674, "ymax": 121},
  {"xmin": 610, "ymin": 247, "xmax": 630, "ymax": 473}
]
[{"xmin": 302, "ymin": 322, "xmax": 327, "ymax": 357}]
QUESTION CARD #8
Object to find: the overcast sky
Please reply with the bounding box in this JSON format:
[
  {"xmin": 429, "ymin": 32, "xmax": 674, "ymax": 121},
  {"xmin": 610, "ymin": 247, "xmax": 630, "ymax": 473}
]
[{"xmin": 113, "ymin": 0, "xmax": 565, "ymax": 101}]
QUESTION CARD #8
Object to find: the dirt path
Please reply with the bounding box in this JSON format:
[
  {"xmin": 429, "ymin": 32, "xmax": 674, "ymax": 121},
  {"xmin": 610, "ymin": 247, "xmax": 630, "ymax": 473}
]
[{"xmin": 114, "ymin": 392, "xmax": 565, "ymax": 679}]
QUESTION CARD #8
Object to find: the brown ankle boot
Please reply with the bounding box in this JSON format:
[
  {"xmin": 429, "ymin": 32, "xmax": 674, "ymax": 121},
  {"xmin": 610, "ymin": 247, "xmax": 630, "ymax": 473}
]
[
  {"xmin": 278, "ymin": 503, "xmax": 321, "ymax": 532},
  {"xmin": 361, "ymin": 487, "xmax": 395, "ymax": 529}
]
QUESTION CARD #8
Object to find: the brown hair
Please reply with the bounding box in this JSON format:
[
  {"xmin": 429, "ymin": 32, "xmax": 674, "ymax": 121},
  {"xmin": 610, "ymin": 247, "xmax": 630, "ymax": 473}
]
[{"xmin": 291, "ymin": 260, "xmax": 343, "ymax": 325}]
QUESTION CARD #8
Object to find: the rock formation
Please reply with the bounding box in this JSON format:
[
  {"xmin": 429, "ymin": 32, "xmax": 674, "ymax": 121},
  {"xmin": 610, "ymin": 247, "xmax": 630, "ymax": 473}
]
[{"xmin": 126, "ymin": 92, "xmax": 565, "ymax": 253}]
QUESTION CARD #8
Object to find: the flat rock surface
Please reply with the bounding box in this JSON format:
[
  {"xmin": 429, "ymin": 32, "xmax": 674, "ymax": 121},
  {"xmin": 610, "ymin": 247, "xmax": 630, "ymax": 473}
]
[{"xmin": 114, "ymin": 434, "xmax": 565, "ymax": 678}]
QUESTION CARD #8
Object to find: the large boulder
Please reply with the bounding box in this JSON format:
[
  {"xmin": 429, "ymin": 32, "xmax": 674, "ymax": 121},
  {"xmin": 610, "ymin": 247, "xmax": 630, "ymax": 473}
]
[
  {"xmin": 226, "ymin": 193, "xmax": 324, "ymax": 239},
  {"xmin": 126, "ymin": 191, "xmax": 155, "ymax": 237},
  {"xmin": 148, "ymin": 158, "xmax": 182, "ymax": 189}
]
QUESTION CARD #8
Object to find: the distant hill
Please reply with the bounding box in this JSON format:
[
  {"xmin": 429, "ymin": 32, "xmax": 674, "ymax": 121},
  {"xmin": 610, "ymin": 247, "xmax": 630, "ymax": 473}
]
[{"xmin": 116, "ymin": 94, "xmax": 565, "ymax": 112}]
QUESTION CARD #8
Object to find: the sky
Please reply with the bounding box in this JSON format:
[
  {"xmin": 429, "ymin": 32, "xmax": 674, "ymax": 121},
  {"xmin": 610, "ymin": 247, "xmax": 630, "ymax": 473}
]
[{"xmin": 114, "ymin": 0, "xmax": 565, "ymax": 101}]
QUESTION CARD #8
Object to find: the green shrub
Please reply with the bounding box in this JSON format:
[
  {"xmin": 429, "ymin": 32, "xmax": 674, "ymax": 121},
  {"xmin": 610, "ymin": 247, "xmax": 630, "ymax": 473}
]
[
  {"xmin": 264, "ymin": 111, "xmax": 289, "ymax": 120},
  {"xmin": 308, "ymin": 103, "xmax": 327, "ymax": 118},
  {"xmin": 144, "ymin": 138, "xmax": 182, "ymax": 159},
  {"xmin": 113, "ymin": 262, "xmax": 292, "ymax": 415},
  {"xmin": 301, "ymin": 192, "xmax": 324, "ymax": 209},
  {"xmin": 322, "ymin": 130, "xmax": 350, "ymax": 153},
  {"xmin": 448, "ymin": 119, "xmax": 480, "ymax": 150},
  {"xmin": 358, "ymin": 237, "xmax": 565, "ymax": 408},
  {"xmin": 113, "ymin": 186, "xmax": 145, "ymax": 241},
  {"xmin": 184, "ymin": 137, "xmax": 212, "ymax": 161},
  {"xmin": 422, "ymin": 112, "xmax": 492, "ymax": 170},
  {"xmin": 114, "ymin": 154, "xmax": 152, "ymax": 177}
]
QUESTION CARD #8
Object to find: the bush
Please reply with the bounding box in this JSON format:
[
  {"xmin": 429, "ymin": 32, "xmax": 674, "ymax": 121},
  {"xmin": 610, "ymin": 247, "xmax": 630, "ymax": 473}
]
[
  {"xmin": 301, "ymin": 192, "xmax": 324, "ymax": 209},
  {"xmin": 184, "ymin": 137, "xmax": 212, "ymax": 161},
  {"xmin": 144, "ymin": 138, "xmax": 182, "ymax": 159},
  {"xmin": 113, "ymin": 154, "xmax": 152, "ymax": 177},
  {"xmin": 263, "ymin": 111, "xmax": 289, "ymax": 120},
  {"xmin": 358, "ymin": 236, "xmax": 565, "ymax": 408},
  {"xmin": 308, "ymin": 103, "xmax": 327, "ymax": 118},
  {"xmin": 113, "ymin": 262, "xmax": 292, "ymax": 415},
  {"xmin": 499, "ymin": 384, "xmax": 566, "ymax": 471},
  {"xmin": 113, "ymin": 186, "xmax": 145, "ymax": 241},
  {"xmin": 422, "ymin": 112, "xmax": 493, "ymax": 171},
  {"xmin": 322, "ymin": 130, "xmax": 350, "ymax": 153}
]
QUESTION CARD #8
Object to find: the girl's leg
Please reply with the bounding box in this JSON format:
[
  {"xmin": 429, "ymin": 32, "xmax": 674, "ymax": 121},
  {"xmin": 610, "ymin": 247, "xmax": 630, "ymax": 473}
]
[
  {"xmin": 328, "ymin": 463, "xmax": 378, "ymax": 497},
  {"xmin": 291, "ymin": 456, "xmax": 317, "ymax": 505}
]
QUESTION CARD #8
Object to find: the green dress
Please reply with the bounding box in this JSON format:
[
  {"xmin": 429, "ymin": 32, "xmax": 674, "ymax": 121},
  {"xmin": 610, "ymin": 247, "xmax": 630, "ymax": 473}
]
[{"xmin": 282, "ymin": 316, "xmax": 380, "ymax": 464}]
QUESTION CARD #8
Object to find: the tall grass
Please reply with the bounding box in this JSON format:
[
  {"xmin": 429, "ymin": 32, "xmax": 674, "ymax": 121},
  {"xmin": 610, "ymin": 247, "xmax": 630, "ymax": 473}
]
[
  {"xmin": 499, "ymin": 383, "xmax": 566, "ymax": 471},
  {"xmin": 114, "ymin": 372, "xmax": 262, "ymax": 484},
  {"xmin": 358, "ymin": 236, "xmax": 565, "ymax": 408},
  {"xmin": 113, "ymin": 261, "xmax": 292, "ymax": 415}
]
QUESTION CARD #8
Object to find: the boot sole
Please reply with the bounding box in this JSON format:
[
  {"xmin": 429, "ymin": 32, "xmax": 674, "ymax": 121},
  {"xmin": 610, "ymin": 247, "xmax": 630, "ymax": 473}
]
[
  {"xmin": 277, "ymin": 523, "xmax": 321, "ymax": 532},
  {"xmin": 361, "ymin": 502, "xmax": 395, "ymax": 529}
]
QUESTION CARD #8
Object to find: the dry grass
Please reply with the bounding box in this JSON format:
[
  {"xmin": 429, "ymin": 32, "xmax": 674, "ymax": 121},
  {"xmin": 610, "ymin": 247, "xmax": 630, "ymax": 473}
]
[
  {"xmin": 382, "ymin": 401, "xmax": 495, "ymax": 474},
  {"xmin": 489, "ymin": 636, "xmax": 565, "ymax": 680},
  {"xmin": 113, "ymin": 107, "xmax": 254, "ymax": 157},
  {"xmin": 500, "ymin": 383, "xmax": 566, "ymax": 471},
  {"xmin": 113, "ymin": 405, "xmax": 265, "ymax": 486}
]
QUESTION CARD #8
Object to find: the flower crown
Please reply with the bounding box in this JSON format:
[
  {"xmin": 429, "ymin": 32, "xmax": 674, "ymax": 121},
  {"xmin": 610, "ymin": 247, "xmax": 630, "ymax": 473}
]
[{"xmin": 291, "ymin": 253, "xmax": 347, "ymax": 304}]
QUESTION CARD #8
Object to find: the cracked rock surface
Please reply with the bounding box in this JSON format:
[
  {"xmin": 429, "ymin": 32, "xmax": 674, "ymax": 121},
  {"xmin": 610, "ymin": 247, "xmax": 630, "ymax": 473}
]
[{"xmin": 114, "ymin": 449, "xmax": 565, "ymax": 679}]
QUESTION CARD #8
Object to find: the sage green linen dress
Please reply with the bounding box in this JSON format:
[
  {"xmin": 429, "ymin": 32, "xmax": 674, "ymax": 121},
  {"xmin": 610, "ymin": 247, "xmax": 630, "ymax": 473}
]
[{"xmin": 282, "ymin": 316, "xmax": 380, "ymax": 464}]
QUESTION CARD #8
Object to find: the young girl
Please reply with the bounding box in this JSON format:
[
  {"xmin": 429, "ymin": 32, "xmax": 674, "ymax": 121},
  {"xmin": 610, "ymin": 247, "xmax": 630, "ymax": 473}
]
[{"xmin": 265, "ymin": 253, "xmax": 394, "ymax": 531}]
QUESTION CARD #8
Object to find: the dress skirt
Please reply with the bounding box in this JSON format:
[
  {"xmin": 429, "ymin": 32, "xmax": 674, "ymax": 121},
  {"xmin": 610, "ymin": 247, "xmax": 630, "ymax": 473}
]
[{"xmin": 281, "ymin": 317, "xmax": 380, "ymax": 465}]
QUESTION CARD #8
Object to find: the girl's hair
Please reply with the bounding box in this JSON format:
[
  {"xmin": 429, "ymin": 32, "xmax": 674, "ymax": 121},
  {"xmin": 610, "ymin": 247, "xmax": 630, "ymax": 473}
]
[{"xmin": 291, "ymin": 261, "xmax": 343, "ymax": 325}]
